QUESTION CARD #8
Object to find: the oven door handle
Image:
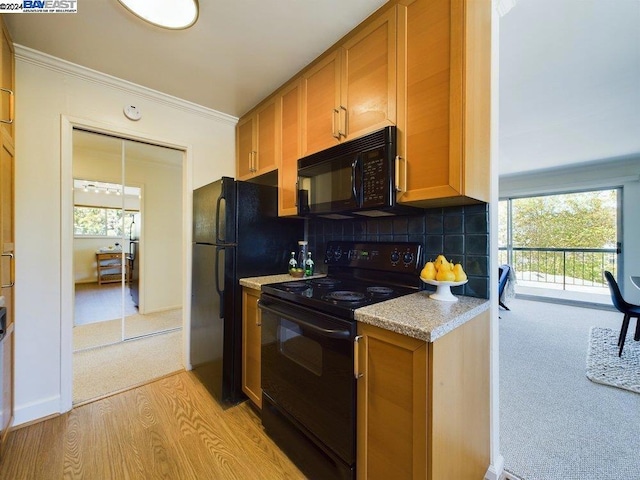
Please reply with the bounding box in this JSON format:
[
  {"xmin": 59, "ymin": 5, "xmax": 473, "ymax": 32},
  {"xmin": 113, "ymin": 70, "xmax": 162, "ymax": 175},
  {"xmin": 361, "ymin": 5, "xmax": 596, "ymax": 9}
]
[{"xmin": 258, "ymin": 301, "xmax": 352, "ymax": 340}]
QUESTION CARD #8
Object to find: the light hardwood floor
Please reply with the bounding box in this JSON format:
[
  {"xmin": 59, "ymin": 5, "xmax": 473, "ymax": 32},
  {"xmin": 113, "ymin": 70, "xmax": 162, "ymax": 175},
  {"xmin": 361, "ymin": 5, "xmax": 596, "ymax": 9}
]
[{"xmin": 0, "ymin": 372, "xmax": 305, "ymax": 480}]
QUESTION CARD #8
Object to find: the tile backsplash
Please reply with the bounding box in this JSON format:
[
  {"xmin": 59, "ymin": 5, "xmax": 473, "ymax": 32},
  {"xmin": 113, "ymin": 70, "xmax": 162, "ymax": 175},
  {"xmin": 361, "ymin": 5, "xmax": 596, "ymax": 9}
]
[{"xmin": 306, "ymin": 203, "xmax": 489, "ymax": 299}]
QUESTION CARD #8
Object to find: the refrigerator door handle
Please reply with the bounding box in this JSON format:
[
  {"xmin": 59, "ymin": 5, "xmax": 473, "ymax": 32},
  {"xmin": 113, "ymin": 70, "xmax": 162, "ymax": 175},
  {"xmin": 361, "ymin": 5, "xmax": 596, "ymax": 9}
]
[
  {"xmin": 215, "ymin": 189, "xmax": 226, "ymax": 244},
  {"xmin": 215, "ymin": 246, "xmax": 225, "ymax": 318}
]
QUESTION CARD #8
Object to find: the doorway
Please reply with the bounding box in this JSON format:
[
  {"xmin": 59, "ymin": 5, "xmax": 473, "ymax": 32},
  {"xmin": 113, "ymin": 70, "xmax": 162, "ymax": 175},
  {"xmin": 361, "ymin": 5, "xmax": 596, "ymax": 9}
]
[{"xmin": 70, "ymin": 128, "xmax": 185, "ymax": 403}]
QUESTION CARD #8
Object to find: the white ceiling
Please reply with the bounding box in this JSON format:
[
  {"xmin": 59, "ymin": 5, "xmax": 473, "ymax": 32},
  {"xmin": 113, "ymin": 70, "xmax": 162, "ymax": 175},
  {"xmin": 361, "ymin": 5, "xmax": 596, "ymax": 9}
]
[
  {"xmin": 4, "ymin": 0, "xmax": 640, "ymax": 177},
  {"xmin": 499, "ymin": 0, "xmax": 640, "ymax": 176}
]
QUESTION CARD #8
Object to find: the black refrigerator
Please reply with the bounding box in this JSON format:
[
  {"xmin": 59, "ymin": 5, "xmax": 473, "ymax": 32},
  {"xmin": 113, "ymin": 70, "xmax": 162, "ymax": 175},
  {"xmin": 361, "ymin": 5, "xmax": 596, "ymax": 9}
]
[{"xmin": 190, "ymin": 177, "xmax": 303, "ymax": 405}]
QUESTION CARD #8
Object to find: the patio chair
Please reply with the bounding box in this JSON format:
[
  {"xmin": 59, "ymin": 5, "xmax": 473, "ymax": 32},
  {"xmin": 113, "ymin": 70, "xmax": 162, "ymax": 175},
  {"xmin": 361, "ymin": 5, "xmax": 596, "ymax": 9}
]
[
  {"xmin": 603, "ymin": 271, "xmax": 640, "ymax": 357},
  {"xmin": 498, "ymin": 264, "xmax": 511, "ymax": 310}
]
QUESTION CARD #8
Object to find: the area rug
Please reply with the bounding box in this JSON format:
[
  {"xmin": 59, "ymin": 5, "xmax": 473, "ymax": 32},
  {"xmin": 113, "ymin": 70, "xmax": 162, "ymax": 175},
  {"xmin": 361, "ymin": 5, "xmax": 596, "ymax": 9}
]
[{"xmin": 586, "ymin": 327, "xmax": 640, "ymax": 393}]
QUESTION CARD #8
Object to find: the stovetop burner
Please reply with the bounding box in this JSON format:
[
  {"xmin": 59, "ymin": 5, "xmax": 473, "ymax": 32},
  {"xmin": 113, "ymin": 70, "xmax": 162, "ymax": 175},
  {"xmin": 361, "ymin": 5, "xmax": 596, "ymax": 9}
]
[
  {"xmin": 324, "ymin": 291, "xmax": 367, "ymax": 303},
  {"xmin": 366, "ymin": 286, "xmax": 394, "ymax": 296},
  {"xmin": 278, "ymin": 281, "xmax": 311, "ymax": 290},
  {"xmin": 310, "ymin": 278, "xmax": 341, "ymax": 288}
]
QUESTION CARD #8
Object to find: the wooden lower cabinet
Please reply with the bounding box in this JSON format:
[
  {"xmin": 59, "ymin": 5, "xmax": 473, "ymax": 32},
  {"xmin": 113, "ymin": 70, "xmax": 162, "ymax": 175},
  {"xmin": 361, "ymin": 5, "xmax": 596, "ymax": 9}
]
[
  {"xmin": 356, "ymin": 310, "xmax": 490, "ymax": 479},
  {"xmin": 242, "ymin": 287, "xmax": 262, "ymax": 408}
]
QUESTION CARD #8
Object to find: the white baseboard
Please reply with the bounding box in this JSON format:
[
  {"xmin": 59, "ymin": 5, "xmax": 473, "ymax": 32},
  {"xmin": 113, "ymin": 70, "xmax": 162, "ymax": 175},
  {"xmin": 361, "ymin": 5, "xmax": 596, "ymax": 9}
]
[
  {"xmin": 502, "ymin": 472, "xmax": 523, "ymax": 480},
  {"xmin": 485, "ymin": 455, "xmax": 505, "ymax": 480},
  {"xmin": 13, "ymin": 394, "xmax": 62, "ymax": 427}
]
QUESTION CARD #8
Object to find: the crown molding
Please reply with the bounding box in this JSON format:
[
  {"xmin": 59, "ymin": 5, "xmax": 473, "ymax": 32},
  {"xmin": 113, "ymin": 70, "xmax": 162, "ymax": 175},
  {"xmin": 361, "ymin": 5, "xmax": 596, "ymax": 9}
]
[{"xmin": 14, "ymin": 44, "xmax": 239, "ymax": 126}]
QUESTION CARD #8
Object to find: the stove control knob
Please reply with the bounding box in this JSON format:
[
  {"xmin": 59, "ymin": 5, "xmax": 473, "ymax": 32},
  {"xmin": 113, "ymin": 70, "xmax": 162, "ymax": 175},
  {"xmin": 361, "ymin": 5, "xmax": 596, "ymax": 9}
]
[
  {"xmin": 390, "ymin": 251, "xmax": 400, "ymax": 264},
  {"xmin": 325, "ymin": 247, "xmax": 333, "ymax": 263},
  {"xmin": 334, "ymin": 247, "xmax": 343, "ymax": 261},
  {"xmin": 403, "ymin": 252, "xmax": 414, "ymax": 265}
]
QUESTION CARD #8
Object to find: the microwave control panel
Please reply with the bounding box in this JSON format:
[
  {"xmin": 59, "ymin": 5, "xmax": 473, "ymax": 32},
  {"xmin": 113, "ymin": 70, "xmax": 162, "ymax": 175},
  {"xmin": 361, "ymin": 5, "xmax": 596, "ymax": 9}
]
[{"xmin": 361, "ymin": 148, "xmax": 389, "ymax": 207}]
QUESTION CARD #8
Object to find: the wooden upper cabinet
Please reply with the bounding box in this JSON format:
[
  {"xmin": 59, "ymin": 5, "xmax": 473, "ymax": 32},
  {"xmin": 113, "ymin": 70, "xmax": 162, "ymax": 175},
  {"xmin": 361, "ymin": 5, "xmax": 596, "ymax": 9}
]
[
  {"xmin": 236, "ymin": 115, "xmax": 255, "ymax": 179},
  {"xmin": 302, "ymin": 5, "xmax": 397, "ymax": 157},
  {"xmin": 301, "ymin": 49, "xmax": 342, "ymax": 156},
  {"xmin": 0, "ymin": 19, "xmax": 13, "ymax": 141},
  {"xmin": 396, "ymin": 0, "xmax": 491, "ymax": 207},
  {"xmin": 236, "ymin": 98, "xmax": 278, "ymax": 180},
  {"xmin": 278, "ymin": 80, "xmax": 302, "ymax": 216},
  {"xmin": 341, "ymin": 6, "xmax": 397, "ymax": 142}
]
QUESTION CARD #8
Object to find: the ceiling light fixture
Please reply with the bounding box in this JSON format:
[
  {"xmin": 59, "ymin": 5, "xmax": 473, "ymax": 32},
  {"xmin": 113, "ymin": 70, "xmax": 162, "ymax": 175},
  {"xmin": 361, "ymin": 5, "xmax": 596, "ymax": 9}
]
[{"xmin": 117, "ymin": 0, "xmax": 199, "ymax": 30}]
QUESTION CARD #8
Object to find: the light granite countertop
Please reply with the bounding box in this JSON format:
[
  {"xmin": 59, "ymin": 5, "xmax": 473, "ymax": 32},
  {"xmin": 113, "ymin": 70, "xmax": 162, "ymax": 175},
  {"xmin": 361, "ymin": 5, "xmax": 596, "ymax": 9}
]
[
  {"xmin": 239, "ymin": 273, "xmax": 489, "ymax": 343},
  {"xmin": 355, "ymin": 292, "xmax": 490, "ymax": 342},
  {"xmin": 239, "ymin": 273, "xmax": 325, "ymax": 290}
]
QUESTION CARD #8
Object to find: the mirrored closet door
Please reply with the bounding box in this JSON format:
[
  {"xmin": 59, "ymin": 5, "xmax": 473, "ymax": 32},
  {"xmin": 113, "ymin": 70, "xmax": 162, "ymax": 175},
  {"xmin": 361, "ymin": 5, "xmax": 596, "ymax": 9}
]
[{"xmin": 72, "ymin": 129, "xmax": 183, "ymax": 351}]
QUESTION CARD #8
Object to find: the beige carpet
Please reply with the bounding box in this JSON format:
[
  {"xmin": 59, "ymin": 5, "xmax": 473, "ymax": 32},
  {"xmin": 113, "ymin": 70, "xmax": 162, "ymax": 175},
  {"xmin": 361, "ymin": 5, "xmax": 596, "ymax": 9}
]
[
  {"xmin": 73, "ymin": 329, "xmax": 183, "ymax": 404},
  {"xmin": 73, "ymin": 308, "xmax": 182, "ymax": 351}
]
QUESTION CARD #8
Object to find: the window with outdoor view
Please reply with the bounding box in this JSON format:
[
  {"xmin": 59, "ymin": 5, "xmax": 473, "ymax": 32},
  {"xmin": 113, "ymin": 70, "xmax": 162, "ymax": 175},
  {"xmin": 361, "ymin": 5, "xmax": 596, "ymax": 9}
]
[
  {"xmin": 74, "ymin": 207, "xmax": 136, "ymax": 237},
  {"xmin": 499, "ymin": 189, "xmax": 619, "ymax": 293}
]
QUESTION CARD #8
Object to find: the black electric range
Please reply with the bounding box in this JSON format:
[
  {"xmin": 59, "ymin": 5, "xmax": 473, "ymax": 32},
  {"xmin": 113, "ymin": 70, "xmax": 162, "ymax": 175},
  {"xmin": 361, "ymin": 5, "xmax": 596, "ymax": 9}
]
[{"xmin": 261, "ymin": 241, "xmax": 422, "ymax": 319}]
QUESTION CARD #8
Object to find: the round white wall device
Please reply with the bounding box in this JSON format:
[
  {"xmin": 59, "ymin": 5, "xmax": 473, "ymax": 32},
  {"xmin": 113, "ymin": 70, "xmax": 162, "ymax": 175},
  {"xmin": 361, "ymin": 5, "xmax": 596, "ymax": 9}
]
[{"xmin": 123, "ymin": 105, "xmax": 142, "ymax": 121}]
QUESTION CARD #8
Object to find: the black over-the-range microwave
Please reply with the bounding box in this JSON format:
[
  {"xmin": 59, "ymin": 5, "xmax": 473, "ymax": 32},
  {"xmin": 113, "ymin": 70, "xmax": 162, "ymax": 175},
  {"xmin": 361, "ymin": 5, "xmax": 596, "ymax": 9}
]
[{"xmin": 297, "ymin": 126, "xmax": 418, "ymax": 219}]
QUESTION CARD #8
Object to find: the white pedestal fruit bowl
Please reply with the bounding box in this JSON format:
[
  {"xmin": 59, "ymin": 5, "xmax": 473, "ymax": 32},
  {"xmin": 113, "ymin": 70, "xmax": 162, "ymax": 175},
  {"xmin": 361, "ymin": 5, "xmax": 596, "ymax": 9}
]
[{"xmin": 420, "ymin": 278, "xmax": 468, "ymax": 302}]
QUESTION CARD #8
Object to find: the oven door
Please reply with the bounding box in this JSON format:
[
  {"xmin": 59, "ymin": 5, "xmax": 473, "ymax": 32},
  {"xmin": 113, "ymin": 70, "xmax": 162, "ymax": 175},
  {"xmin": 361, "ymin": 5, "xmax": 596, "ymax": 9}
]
[{"xmin": 259, "ymin": 295, "xmax": 356, "ymax": 468}]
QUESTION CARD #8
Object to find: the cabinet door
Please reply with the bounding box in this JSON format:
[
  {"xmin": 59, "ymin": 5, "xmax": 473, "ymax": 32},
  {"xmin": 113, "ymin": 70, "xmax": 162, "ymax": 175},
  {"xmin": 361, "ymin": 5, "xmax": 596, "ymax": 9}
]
[
  {"xmin": 0, "ymin": 19, "xmax": 13, "ymax": 141},
  {"xmin": 302, "ymin": 49, "xmax": 341, "ymax": 156},
  {"xmin": 397, "ymin": 0, "xmax": 454, "ymax": 203},
  {"xmin": 256, "ymin": 99, "xmax": 277, "ymax": 175},
  {"xmin": 356, "ymin": 323, "xmax": 427, "ymax": 480},
  {"xmin": 242, "ymin": 287, "xmax": 262, "ymax": 408},
  {"xmin": 278, "ymin": 80, "xmax": 301, "ymax": 217},
  {"xmin": 397, "ymin": 0, "xmax": 490, "ymax": 206},
  {"xmin": 0, "ymin": 134, "xmax": 13, "ymax": 329},
  {"xmin": 237, "ymin": 115, "xmax": 255, "ymax": 180},
  {"xmin": 341, "ymin": 6, "xmax": 397, "ymax": 141}
]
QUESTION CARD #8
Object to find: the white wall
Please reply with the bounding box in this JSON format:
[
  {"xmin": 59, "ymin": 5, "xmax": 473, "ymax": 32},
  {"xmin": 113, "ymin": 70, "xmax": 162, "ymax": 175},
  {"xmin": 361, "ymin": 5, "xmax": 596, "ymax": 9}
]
[
  {"xmin": 13, "ymin": 46, "xmax": 236, "ymax": 425},
  {"xmin": 499, "ymin": 155, "xmax": 640, "ymax": 304}
]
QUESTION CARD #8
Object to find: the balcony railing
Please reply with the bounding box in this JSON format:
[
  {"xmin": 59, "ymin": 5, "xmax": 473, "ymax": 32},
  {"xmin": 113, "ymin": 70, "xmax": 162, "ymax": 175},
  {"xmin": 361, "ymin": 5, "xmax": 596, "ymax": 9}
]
[{"xmin": 498, "ymin": 247, "xmax": 618, "ymax": 291}]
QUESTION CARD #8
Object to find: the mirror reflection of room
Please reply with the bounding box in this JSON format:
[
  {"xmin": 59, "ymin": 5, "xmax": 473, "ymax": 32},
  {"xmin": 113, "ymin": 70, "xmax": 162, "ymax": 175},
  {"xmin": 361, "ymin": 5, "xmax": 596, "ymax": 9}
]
[{"xmin": 71, "ymin": 130, "xmax": 183, "ymax": 352}]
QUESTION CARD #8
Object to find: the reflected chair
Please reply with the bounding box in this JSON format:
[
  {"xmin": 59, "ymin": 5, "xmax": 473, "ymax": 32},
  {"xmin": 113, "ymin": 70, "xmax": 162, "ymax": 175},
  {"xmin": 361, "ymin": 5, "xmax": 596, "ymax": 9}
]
[
  {"xmin": 603, "ymin": 271, "xmax": 640, "ymax": 357},
  {"xmin": 498, "ymin": 264, "xmax": 511, "ymax": 311}
]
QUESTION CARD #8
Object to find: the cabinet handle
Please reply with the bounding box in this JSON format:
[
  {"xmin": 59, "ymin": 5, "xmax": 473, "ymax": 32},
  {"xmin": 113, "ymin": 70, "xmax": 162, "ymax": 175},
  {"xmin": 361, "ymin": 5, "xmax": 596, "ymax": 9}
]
[
  {"xmin": 0, "ymin": 88, "xmax": 14, "ymax": 125},
  {"xmin": 354, "ymin": 335, "xmax": 363, "ymax": 379},
  {"xmin": 332, "ymin": 109, "xmax": 340, "ymax": 139},
  {"xmin": 295, "ymin": 179, "xmax": 299, "ymax": 207},
  {"xmin": 1, "ymin": 252, "xmax": 14, "ymax": 288},
  {"xmin": 394, "ymin": 155, "xmax": 407, "ymax": 193},
  {"xmin": 252, "ymin": 151, "xmax": 258, "ymax": 172},
  {"xmin": 339, "ymin": 106, "xmax": 347, "ymax": 138}
]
